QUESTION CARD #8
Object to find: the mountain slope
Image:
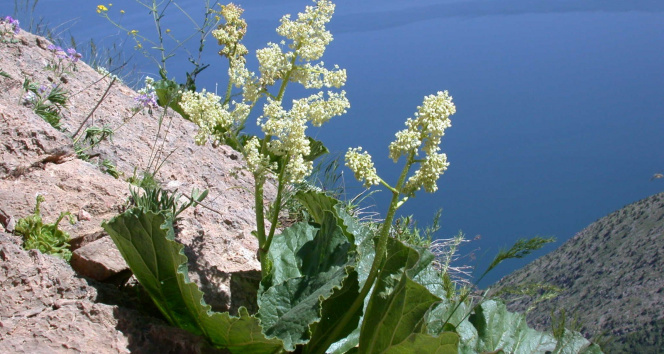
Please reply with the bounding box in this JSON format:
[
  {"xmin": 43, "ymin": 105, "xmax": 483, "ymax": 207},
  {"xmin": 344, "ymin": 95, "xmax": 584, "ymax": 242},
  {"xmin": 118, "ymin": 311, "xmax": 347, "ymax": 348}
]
[{"xmin": 494, "ymin": 191, "xmax": 664, "ymax": 353}]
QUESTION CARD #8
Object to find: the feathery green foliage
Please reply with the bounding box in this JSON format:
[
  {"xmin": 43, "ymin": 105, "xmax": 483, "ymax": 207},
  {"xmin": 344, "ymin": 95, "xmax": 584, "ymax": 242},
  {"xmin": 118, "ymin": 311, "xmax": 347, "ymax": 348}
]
[
  {"xmin": 481, "ymin": 236, "xmax": 556, "ymax": 281},
  {"xmin": 14, "ymin": 195, "xmax": 74, "ymax": 261}
]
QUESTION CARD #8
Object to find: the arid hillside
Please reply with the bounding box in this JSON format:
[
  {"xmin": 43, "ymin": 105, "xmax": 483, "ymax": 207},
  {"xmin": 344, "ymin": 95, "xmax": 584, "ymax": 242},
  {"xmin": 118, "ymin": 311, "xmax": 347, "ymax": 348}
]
[{"xmin": 495, "ymin": 192, "xmax": 664, "ymax": 353}]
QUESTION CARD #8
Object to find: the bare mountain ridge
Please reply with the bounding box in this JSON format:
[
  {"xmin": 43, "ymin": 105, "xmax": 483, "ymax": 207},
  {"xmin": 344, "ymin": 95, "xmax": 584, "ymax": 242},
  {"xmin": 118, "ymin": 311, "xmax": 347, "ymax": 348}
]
[{"xmin": 495, "ymin": 191, "xmax": 664, "ymax": 352}]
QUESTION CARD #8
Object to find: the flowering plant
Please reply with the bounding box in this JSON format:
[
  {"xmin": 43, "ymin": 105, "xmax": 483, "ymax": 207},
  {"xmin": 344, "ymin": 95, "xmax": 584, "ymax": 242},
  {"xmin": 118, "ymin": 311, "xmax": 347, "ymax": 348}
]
[
  {"xmin": 103, "ymin": 1, "xmax": 604, "ymax": 353},
  {"xmin": 22, "ymin": 79, "xmax": 68, "ymax": 130},
  {"xmin": 177, "ymin": 0, "xmax": 350, "ymax": 274},
  {"xmin": 0, "ymin": 15, "xmax": 20, "ymax": 40},
  {"xmin": 45, "ymin": 44, "xmax": 82, "ymax": 78}
]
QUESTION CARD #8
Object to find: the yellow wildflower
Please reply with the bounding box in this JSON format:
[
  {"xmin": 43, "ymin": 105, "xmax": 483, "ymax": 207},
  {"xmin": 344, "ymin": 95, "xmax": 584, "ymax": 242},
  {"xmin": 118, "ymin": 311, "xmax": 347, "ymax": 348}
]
[{"xmin": 96, "ymin": 5, "xmax": 108, "ymax": 13}]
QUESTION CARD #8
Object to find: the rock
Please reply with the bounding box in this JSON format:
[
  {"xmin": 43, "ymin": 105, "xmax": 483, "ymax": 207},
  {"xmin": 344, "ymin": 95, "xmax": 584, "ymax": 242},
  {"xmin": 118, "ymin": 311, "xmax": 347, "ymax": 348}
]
[
  {"xmin": 78, "ymin": 209, "xmax": 92, "ymax": 221},
  {"xmin": 70, "ymin": 236, "xmax": 129, "ymax": 281},
  {"xmin": 0, "ymin": 29, "xmax": 275, "ymax": 348},
  {"xmin": 0, "ymin": 232, "xmax": 223, "ymax": 353}
]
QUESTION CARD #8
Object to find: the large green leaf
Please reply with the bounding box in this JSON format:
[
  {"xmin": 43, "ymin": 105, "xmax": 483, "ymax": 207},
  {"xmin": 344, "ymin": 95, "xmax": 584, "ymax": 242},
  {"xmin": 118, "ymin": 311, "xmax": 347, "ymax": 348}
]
[
  {"xmin": 385, "ymin": 332, "xmax": 459, "ymax": 354},
  {"xmin": 468, "ymin": 299, "xmax": 557, "ymax": 353},
  {"xmin": 102, "ymin": 208, "xmax": 282, "ymax": 352},
  {"xmin": 553, "ymin": 329, "xmax": 603, "ymax": 354},
  {"xmin": 426, "ymin": 300, "xmax": 479, "ymax": 353},
  {"xmin": 295, "ymin": 190, "xmax": 339, "ymax": 227},
  {"xmin": 325, "ymin": 204, "xmax": 377, "ymax": 353},
  {"xmin": 333, "ymin": 203, "xmax": 376, "ymax": 286},
  {"xmin": 304, "ymin": 269, "xmax": 361, "ymax": 354},
  {"xmin": 359, "ymin": 238, "xmax": 457, "ymax": 353},
  {"xmin": 261, "ymin": 221, "xmax": 318, "ymax": 289},
  {"xmin": 258, "ymin": 210, "xmax": 354, "ymax": 351}
]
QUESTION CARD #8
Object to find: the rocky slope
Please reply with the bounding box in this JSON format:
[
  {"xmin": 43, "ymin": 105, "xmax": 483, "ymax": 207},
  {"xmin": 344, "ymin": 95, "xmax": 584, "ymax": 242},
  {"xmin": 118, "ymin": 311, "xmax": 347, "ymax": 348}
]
[
  {"xmin": 494, "ymin": 192, "xmax": 664, "ymax": 353},
  {"xmin": 0, "ymin": 29, "xmax": 275, "ymax": 351}
]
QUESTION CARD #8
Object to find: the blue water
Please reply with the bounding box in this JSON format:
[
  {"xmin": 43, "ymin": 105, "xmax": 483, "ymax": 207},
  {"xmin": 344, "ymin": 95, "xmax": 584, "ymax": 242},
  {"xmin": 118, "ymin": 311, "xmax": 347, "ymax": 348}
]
[{"xmin": 14, "ymin": 0, "xmax": 664, "ymax": 287}]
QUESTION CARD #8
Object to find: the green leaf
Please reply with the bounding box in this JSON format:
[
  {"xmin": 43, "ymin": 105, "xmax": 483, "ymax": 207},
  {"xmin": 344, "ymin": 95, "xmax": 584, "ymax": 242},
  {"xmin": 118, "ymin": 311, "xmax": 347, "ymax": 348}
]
[
  {"xmin": 304, "ymin": 138, "xmax": 329, "ymax": 162},
  {"xmin": 15, "ymin": 196, "xmax": 73, "ymax": 261},
  {"xmin": 295, "ymin": 190, "xmax": 339, "ymax": 226},
  {"xmin": 261, "ymin": 221, "xmax": 318, "ymax": 289},
  {"xmin": 154, "ymin": 78, "xmax": 188, "ymax": 118},
  {"xmin": 333, "ymin": 203, "xmax": 375, "ymax": 285},
  {"xmin": 102, "ymin": 208, "xmax": 282, "ymax": 352},
  {"xmin": 385, "ymin": 332, "xmax": 459, "ymax": 354},
  {"xmin": 324, "ymin": 204, "xmax": 378, "ymax": 353},
  {"xmin": 468, "ymin": 299, "xmax": 557, "ymax": 353},
  {"xmin": 553, "ymin": 329, "xmax": 604, "ymax": 354},
  {"xmin": 425, "ymin": 301, "xmax": 478, "ymax": 351},
  {"xmin": 359, "ymin": 238, "xmax": 444, "ymax": 353},
  {"xmin": 305, "ymin": 269, "xmax": 361, "ymax": 354},
  {"xmin": 258, "ymin": 210, "xmax": 354, "ymax": 351}
]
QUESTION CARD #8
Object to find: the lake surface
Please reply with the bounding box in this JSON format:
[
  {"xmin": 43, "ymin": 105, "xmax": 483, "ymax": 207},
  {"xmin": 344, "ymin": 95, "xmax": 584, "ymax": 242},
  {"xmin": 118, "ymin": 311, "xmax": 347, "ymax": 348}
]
[{"xmin": 15, "ymin": 0, "xmax": 664, "ymax": 286}]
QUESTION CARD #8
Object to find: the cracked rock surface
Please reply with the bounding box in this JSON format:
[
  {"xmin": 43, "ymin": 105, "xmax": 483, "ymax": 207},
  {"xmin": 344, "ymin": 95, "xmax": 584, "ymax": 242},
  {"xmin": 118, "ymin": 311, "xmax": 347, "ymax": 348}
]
[{"xmin": 0, "ymin": 29, "xmax": 272, "ymax": 351}]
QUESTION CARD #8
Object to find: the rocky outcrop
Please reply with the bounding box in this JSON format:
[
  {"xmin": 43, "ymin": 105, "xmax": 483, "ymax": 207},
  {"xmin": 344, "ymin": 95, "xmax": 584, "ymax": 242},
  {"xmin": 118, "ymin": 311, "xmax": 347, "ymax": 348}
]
[
  {"xmin": 0, "ymin": 29, "xmax": 273, "ymax": 350},
  {"xmin": 494, "ymin": 192, "xmax": 664, "ymax": 353},
  {"xmin": 0, "ymin": 232, "xmax": 224, "ymax": 353}
]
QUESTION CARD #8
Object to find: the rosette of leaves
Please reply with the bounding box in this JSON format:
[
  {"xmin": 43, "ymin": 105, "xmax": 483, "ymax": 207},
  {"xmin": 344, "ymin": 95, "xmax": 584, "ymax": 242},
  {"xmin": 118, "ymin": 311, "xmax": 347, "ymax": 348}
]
[
  {"xmin": 104, "ymin": 188, "xmax": 604, "ymax": 352},
  {"xmin": 14, "ymin": 195, "xmax": 74, "ymax": 261}
]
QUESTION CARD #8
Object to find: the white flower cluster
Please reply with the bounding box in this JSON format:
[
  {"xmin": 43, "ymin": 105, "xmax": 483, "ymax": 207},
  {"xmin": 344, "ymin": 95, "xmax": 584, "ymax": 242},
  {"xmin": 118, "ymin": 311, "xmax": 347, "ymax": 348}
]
[
  {"xmin": 259, "ymin": 99, "xmax": 309, "ymax": 183},
  {"xmin": 190, "ymin": 0, "xmax": 347, "ymax": 186},
  {"xmin": 245, "ymin": 136, "xmax": 275, "ymax": 175},
  {"xmin": 95, "ymin": 66, "xmax": 122, "ymax": 83},
  {"xmin": 276, "ymin": 0, "xmax": 335, "ymax": 61},
  {"xmin": 212, "ymin": 3, "xmax": 248, "ymax": 62},
  {"xmin": 404, "ymin": 153, "xmax": 449, "ymax": 193},
  {"xmin": 389, "ymin": 91, "xmax": 456, "ymax": 194},
  {"xmin": 389, "ymin": 91, "xmax": 455, "ymax": 161},
  {"xmin": 256, "ymin": 43, "xmax": 293, "ymax": 86},
  {"xmin": 229, "ymin": 62, "xmax": 261, "ymax": 102},
  {"xmin": 291, "ymin": 62, "xmax": 346, "ymax": 89},
  {"xmin": 257, "ymin": 91, "xmax": 348, "ymax": 183},
  {"xmin": 345, "ymin": 147, "xmax": 381, "ymax": 188},
  {"xmin": 295, "ymin": 91, "xmax": 349, "ymax": 126},
  {"xmin": 181, "ymin": 90, "xmax": 249, "ymax": 145},
  {"xmin": 136, "ymin": 76, "xmax": 155, "ymax": 95}
]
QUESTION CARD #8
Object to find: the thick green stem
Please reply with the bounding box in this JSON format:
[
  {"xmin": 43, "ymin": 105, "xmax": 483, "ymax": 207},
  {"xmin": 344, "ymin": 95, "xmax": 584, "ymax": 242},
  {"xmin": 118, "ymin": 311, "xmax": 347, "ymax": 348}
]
[
  {"xmin": 265, "ymin": 165, "xmax": 287, "ymax": 252},
  {"xmin": 223, "ymin": 66, "xmax": 233, "ymax": 104},
  {"xmin": 315, "ymin": 151, "xmax": 415, "ymax": 353},
  {"xmin": 252, "ymin": 53, "xmax": 298, "ymax": 274},
  {"xmin": 253, "ymin": 173, "xmax": 269, "ymax": 276}
]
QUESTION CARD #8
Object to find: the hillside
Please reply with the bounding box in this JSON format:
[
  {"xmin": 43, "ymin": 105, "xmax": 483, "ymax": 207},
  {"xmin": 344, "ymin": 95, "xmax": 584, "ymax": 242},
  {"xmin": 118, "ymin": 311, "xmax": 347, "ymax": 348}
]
[{"xmin": 494, "ymin": 192, "xmax": 664, "ymax": 352}]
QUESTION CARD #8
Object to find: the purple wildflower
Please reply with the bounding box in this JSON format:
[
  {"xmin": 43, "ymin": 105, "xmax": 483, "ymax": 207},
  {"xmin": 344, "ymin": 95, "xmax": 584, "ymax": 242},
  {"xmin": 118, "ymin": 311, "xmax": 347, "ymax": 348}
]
[
  {"xmin": 3, "ymin": 16, "xmax": 20, "ymax": 34},
  {"xmin": 47, "ymin": 45, "xmax": 63, "ymax": 53},
  {"xmin": 66, "ymin": 48, "xmax": 82, "ymax": 62},
  {"xmin": 134, "ymin": 92, "xmax": 158, "ymax": 109}
]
